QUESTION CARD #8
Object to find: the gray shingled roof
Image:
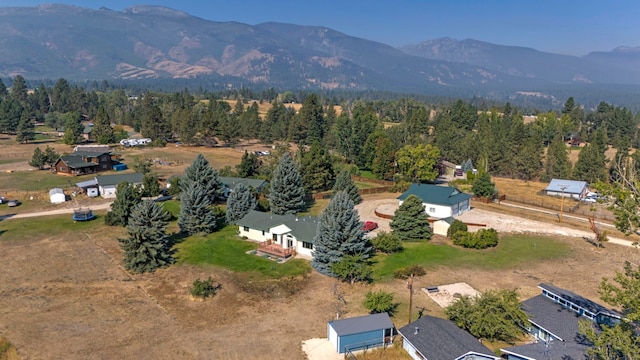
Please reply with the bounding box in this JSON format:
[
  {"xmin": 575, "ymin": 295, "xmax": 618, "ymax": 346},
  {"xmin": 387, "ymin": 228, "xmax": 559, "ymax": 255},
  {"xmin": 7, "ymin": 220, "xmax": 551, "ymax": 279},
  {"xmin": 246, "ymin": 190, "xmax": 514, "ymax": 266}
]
[
  {"xmin": 502, "ymin": 295, "xmax": 590, "ymax": 360},
  {"xmin": 59, "ymin": 155, "xmax": 99, "ymax": 169},
  {"xmin": 221, "ymin": 176, "xmax": 268, "ymax": 191},
  {"xmin": 397, "ymin": 184, "xmax": 472, "ymax": 206},
  {"xmin": 329, "ymin": 313, "xmax": 393, "ymax": 336},
  {"xmin": 398, "ymin": 316, "xmax": 497, "ymax": 360},
  {"xmin": 236, "ymin": 210, "xmax": 318, "ymax": 243},
  {"xmin": 96, "ymin": 173, "xmax": 144, "ymax": 187},
  {"xmin": 539, "ymin": 283, "xmax": 621, "ymax": 319}
]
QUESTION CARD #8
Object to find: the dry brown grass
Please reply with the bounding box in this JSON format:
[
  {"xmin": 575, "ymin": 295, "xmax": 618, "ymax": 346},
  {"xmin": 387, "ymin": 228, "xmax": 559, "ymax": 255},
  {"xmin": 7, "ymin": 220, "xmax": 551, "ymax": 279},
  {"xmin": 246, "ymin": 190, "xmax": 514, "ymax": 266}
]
[
  {"xmin": 0, "ymin": 337, "xmax": 19, "ymax": 360},
  {"xmin": 223, "ymin": 99, "xmax": 342, "ymax": 118},
  {"xmin": 494, "ymin": 177, "xmax": 569, "ymax": 207}
]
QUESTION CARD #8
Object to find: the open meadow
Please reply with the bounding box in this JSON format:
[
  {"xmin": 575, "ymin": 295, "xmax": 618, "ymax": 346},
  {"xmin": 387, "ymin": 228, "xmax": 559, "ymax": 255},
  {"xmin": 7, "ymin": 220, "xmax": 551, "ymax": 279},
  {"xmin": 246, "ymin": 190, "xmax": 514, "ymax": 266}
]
[{"xmin": 1, "ymin": 140, "xmax": 638, "ymax": 358}]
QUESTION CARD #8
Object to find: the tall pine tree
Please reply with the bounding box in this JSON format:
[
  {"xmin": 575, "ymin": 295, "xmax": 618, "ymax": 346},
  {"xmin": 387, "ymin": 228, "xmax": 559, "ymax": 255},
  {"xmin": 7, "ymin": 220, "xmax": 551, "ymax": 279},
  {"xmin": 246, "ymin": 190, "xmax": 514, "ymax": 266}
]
[
  {"xmin": 182, "ymin": 154, "xmax": 223, "ymax": 201},
  {"xmin": 390, "ymin": 194, "xmax": 432, "ymax": 241},
  {"xmin": 333, "ymin": 169, "xmax": 362, "ymax": 204},
  {"xmin": 179, "ymin": 182, "xmax": 216, "ymax": 235},
  {"xmin": 92, "ymin": 105, "xmax": 115, "ymax": 144},
  {"xmin": 225, "ymin": 183, "xmax": 256, "ymax": 224},
  {"xmin": 299, "ymin": 142, "xmax": 335, "ymax": 192},
  {"xmin": 119, "ymin": 200, "xmax": 173, "ymax": 273},
  {"xmin": 16, "ymin": 112, "xmax": 34, "ymax": 143},
  {"xmin": 104, "ymin": 183, "xmax": 142, "ymax": 226},
  {"xmin": 312, "ymin": 191, "xmax": 372, "ymax": 276},
  {"xmin": 269, "ymin": 152, "xmax": 306, "ymax": 215},
  {"xmin": 543, "ymin": 134, "xmax": 572, "ymax": 181}
]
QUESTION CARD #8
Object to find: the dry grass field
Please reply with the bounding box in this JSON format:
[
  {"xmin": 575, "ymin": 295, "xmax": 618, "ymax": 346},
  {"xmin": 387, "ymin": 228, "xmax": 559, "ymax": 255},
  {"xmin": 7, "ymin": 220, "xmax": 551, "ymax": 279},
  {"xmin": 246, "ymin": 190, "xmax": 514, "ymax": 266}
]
[{"xmin": 223, "ymin": 99, "xmax": 342, "ymax": 118}]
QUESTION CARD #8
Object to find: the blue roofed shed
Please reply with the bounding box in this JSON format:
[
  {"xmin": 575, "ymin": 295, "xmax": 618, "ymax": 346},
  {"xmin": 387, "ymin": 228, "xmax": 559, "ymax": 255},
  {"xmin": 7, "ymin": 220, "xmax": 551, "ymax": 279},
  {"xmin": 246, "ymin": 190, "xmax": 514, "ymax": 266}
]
[
  {"xmin": 544, "ymin": 179, "xmax": 588, "ymax": 199},
  {"xmin": 327, "ymin": 313, "xmax": 394, "ymax": 354}
]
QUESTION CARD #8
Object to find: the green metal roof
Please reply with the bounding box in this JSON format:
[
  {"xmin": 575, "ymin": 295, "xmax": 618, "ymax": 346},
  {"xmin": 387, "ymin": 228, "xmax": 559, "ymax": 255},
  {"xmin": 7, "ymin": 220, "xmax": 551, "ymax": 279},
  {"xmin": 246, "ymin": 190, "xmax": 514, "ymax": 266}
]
[
  {"xmin": 96, "ymin": 173, "xmax": 144, "ymax": 187},
  {"xmin": 397, "ymin": 184, "xmax": 472, "ymax": 206},
  {"xmin": 221, "ymin": 176, "xmax": 268, "ymax": 191},
  {"xmin": 236, "ymin": 210, "xmax": 318, "ymax": 243}
]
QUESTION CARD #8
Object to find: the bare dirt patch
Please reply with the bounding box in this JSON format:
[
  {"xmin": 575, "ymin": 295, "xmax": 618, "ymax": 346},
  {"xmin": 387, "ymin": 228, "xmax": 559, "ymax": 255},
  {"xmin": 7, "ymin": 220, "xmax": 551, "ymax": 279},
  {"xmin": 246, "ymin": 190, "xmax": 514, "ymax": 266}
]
[{"xmin": 424, "ymin": 283, "xmax": 480, "ymax": 309}]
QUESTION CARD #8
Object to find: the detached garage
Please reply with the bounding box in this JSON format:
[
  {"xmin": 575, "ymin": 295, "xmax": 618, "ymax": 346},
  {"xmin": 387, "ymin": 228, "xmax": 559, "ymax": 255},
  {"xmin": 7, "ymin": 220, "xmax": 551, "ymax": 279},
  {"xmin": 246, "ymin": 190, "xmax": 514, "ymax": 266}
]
[
  {"xmin": 398, "ymin": 184, "xmax": 472, "ymax": 219},
  {"xmin": 49, "ymin": 188, "xmax": 66, "ymax": 204},
  {"xmin": 327, "ymin": 313, "xmax": 394, "ymax": 354}
]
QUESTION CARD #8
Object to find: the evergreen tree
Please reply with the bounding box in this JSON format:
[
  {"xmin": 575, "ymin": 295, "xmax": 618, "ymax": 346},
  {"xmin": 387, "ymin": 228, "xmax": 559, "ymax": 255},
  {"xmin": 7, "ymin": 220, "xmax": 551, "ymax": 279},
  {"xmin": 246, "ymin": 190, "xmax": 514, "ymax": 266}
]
[
  {"xmin": 179, "ymin": 182, "xmax": 216, "ymax": 235},
  {"xmin": 16, "ymin": 112, "xmax": 34, "ymax": 143},
  {"xmin": 105, "ymin": 183, "xmax": 142, "ymax": 226},
  {"xmin": 181, "ymin": 154, "xmax": 223, "ymax": 201},
  {"xmin": 312, "ymin": 191, "xmax": 372, "ymax": 276},
  {"xmin": 299, "ymin": 142, "xmax": 335, "ymax": 192},
  {"xmin": 92, "ymin": 105, "xmax": 115, "ymax": 144},
  {"xmin": 225, "ymin": 182, "xmax": 256, "ymax": 224},
  {"xmin": 301, "ymin": 93, "xmax": 326, "ymax": 144},
  {"xmin": 543, "ymin": 134, "xmax": 572, "ymax": 181},
  {"xmin": 142, "ymin": 173, "xmax": 160, "ymax": 197},
  {"xmin": 43, "ymin": 145, "xmax": 59, "ymax": 170},
  {"xmin": 62, "ymin": 112, "xmax": 84, "ymax": 145},
  {"xmin": 236, "ymin": 150, "xmax": 261, "ymax": 178},
  {"xmin": 29, "ymin": 146, "xmax": 46, "ymax": 169},
  {"xmin": 119, "ymin": 200, "xmax": 173, "ymax": 273},
  {"xmin": 269, "ymin": 152, "xmax": 306, "ymax": 215},
  {"xmin": 390, "ymin": 194, "xmax": 432, "ymax": 241},
  {"xmin": 372, "ymin": 136, "xmax": 396, "ymax": 180},
  {"xmin": 573, "ymin": 143, "xmax": 608, "ymax": 183},
  {"xmin": 332, "ymin": 169, "xmax": 362, "ymax": 204},
  {"xmin": 472, "ymin": 172, "xmax": 496, "ymax": 198}
]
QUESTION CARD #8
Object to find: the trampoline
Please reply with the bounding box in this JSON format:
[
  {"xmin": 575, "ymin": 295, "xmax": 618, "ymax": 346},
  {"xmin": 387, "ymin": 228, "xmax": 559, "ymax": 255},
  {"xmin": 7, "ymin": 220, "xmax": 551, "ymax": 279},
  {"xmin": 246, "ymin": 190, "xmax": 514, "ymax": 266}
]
[{"xmin": 73, "ymin": 208, "xmax": 95, "ymax": 221}]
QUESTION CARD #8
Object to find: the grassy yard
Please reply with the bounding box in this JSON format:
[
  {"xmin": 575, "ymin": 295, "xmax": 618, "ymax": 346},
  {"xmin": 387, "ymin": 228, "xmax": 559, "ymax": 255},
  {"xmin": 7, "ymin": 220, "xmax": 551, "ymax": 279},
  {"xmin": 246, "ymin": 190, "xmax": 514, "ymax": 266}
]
[
  {"xmin": 0, "ymin": 213, "xmax": 108, "ymax": 242},
  {"xmin": 373, "ymin": 235, "xmax": 570, "ymax": 280},
  {"xmin": 175, "ymin": 226, "xmax": 311, "ymax": 279},
  {"xmin": 0, "ymin": 171, "xmax": 96, "ymax": 192}
]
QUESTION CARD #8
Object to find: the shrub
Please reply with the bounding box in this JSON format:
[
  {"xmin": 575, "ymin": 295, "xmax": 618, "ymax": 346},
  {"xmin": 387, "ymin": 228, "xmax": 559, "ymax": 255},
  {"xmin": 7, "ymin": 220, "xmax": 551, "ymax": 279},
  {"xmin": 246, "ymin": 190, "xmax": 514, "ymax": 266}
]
[
  {"xmin": 372, "ymin": 231, "xmax": 403, "ymax": 254},
  {"xmin": 452, "ymin": 228, "xmax": 499, "ymax": 249},
  {"xmin": 389, "ymin": 180, "xmax": 411, "ymax": 193},
  {"xmin": 190, "ymin": 277, "xmax": 221, "ymax": 299},
  {"xmin": 447, "ymin": 220, "xmax": 468, "ymax": 238},
  {"xmin": 466, "ymin": 171, "xmax": 476, "ymax": 183},
  {"xmin": 363, "ymin": 290, "xmax": 398, "ymax": 316},
  {"xmin": 393, "ymin": 265, "xmax": 426, "ymax": 279}
]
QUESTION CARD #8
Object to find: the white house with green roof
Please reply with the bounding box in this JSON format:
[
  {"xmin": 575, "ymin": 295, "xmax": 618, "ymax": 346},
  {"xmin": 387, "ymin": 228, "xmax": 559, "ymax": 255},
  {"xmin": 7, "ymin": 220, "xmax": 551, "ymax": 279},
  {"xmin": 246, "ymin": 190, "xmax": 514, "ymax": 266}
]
[
  {"xmin": 95, "ymin": 173, "xmax": 144, "ymax": 198},
  {"xmin": 397, "ymin": 184, "xmax": 472, "ymax": 219},
  {"xmin": 236, "ymin": 210, "xmax": 318, "ymax": 258}
]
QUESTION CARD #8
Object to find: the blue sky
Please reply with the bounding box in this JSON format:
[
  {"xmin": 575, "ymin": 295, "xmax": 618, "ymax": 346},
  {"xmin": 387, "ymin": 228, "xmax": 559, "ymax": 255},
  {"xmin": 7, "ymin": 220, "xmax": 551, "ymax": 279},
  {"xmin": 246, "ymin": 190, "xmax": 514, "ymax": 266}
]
[{"xmin": 1, "ymin": 0, "xmax": 637, "ymax": 56}]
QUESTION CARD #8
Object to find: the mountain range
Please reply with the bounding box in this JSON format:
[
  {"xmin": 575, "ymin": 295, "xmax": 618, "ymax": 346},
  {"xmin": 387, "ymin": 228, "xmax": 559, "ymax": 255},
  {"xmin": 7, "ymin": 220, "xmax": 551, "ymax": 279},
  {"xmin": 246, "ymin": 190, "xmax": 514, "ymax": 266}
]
[{"xmin": 0, "ymin": 4, "xmax": 639, "ymax": 102}]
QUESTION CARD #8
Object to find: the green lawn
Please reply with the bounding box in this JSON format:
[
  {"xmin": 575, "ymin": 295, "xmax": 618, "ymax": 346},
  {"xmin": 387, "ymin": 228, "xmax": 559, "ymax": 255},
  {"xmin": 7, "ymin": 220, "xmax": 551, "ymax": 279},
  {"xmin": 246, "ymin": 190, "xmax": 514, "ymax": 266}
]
[
  {"xmin": 0, "ymin": 171, "xmax": 97, "ymax": 192},
  {"xmin": 175, "ymin": 226, "xmax": 311, "ymax": 278},
  {"xmin": 373, "ymin": 235, "xmax": 570, "ymax": 280}
]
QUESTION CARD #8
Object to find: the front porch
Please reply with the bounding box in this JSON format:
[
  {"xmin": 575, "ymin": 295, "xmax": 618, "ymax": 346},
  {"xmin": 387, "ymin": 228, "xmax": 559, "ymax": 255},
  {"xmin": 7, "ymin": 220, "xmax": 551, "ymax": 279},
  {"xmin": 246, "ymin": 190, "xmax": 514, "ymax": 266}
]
[{"xmin": 258, "ymin": 240, "xmax": 296, "ymax": 259}]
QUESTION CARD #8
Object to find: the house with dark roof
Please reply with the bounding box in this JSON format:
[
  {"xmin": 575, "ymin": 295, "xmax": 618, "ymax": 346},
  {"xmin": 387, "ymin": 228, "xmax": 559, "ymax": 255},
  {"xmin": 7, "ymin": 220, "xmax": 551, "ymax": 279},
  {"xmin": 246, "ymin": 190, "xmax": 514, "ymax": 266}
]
[
  {"xmin": 220, "ymin": 176, "xmax": 268, "ymax": 197},
  {"xmin": 54, "ymin": 150, "xmax": 115, "ymax": 176},
  {"xmin": 327, "ymin": 313, "xmax": 394, "ymax": 354},
  {"xmin": 399, "ymin": 315, "xmax": 500, "ymax": 360},
  {"xmin": 397, "ymin": 184, "xmax": 472, "ymax": 219},
  {"xmin": 96, "ymin": 173, "xmax": 144, "ymax": 198},
  {"xmin": 544, "ymin": 179, "xmax": 588, "ymax": 200},
  {"xmin": 501, "ymin": 283, "xmax": 622, "ymax": 360},
  {"xmin": 236, "ymin": 210, "xmax": 318, "ymax": 258}
]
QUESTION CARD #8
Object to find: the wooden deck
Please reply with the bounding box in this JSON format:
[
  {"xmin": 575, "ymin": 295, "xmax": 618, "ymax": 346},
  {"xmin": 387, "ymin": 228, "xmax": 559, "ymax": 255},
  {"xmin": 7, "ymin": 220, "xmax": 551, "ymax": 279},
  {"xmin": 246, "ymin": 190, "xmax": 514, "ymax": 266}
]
[{"xmin": 258, "ymin": 241, "xmax": 295, "ymax": 258}]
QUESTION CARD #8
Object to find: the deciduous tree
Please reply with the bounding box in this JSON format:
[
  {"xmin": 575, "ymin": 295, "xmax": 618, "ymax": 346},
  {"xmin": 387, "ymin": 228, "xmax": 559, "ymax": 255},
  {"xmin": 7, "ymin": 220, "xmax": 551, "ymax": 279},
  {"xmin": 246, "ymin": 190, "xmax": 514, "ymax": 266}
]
[{"xmin": 395, "ymin": 143, "xmax": 440, "ymax": 182}]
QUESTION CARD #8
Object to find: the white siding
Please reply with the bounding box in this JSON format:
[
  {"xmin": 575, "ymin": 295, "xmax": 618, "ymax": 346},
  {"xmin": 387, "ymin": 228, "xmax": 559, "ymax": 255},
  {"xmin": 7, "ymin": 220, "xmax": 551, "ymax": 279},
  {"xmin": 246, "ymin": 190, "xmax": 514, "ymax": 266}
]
[
  {"xmin": 423, "ymin": 203, "xmax": 452, "ymax": 218},
  {"xmin": 296, "ymin": 242, "xmax": 314, "ymax": 258},
  {"xmin": 50, "ymin": 194, "xmax": 66, "ymax": 204},
  {"xmin": 433, "ymin": 220, "xmax": 451, "ymax": 236},
  {"xmin": 239, "ymin": 227, "xmax": 269, "ymax": 242},
  {"xmin": 100, "ymin": 185, "xmax": 117, "ymax": 198},
  {"xmin": 402, "ymin": 338, "xmax": 422, "ymax": 360},
  {"xmin": 328, "ymin": 324, "xmax": 338, "ymax": 352}
]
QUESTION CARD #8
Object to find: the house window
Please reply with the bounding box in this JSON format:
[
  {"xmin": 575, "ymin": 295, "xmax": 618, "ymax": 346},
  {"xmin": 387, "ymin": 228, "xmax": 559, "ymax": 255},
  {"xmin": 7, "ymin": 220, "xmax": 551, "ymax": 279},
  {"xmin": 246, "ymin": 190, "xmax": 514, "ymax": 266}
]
[
  {"xmin": 102, "ymin": 165, "xmax": 107, "ymax": 169},
  {"xmin": 60, "ymin": 167, "xmax": 66, "ymax": 171},
  {"xmin": 302, "ymin": 242, "xmax": 313, "ymax": 249},
  {"xmin": 428, "ymin": 207, "xmax": 435, "ymax": 213},
  {"xmin": 243, "ymin": 226, "xmax": 249, "ymax": 232}
]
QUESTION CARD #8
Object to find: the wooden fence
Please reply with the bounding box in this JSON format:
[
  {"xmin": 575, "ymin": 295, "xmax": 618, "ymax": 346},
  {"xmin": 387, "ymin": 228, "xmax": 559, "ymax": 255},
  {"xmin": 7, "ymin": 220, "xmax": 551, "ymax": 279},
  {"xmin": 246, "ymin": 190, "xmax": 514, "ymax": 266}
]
[
  {"xmin": 309, "ymin": 186, "xmax": 393, "ymax": 200},
  {"xmin": 351, "ymin": 175, "xmax": 394, "ymax": 186},
  {"xmin": 503, "ymin": 195, "xmax": 580, "ymax": 212}
]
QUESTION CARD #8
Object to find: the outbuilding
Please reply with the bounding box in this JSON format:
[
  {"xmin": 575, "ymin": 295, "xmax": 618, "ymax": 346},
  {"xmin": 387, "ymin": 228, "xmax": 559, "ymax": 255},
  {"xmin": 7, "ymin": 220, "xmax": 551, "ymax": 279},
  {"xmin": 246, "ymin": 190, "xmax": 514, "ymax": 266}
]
[
  {"xmin": 49, "ymin": 188, "xmax": 66, "ymax": 204},
  {"xmin": 544, "ymin": 179, "xmax": 588, "ymax": 199},
  {"xmin": 96, "ymin": 173, "xmax": 144, "ymax": 198},
  {"xmin": 398, "ymin": 184, "xmax": 472, "ymax": 219},
  {"xmin": 327, "ymin": 313, "xmax": 394, "ymax": 354}
]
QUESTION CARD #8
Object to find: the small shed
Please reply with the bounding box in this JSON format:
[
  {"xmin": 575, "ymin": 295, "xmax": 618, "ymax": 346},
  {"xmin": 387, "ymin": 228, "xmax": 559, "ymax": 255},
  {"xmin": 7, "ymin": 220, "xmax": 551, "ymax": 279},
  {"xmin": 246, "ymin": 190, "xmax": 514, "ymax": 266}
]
[
  {"xmin": 49, "ymin": 188, "xmax": 66, "ymax": 204},
  {"xmin": 432, "ymin": 217, "xmax": 456, "ymax": 236},
  {"xmin": 544, "ymin": 179, "xmax": 588, "ymax": 199},
  {"xmin": 327, "ymin": 313, "xmax": 394, "ymax": 354}
]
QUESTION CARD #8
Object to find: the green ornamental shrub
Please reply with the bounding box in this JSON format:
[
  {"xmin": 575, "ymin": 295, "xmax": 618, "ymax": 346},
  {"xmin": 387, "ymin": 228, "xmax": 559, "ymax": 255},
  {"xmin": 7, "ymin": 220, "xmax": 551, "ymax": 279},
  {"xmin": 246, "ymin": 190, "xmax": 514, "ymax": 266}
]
[
  {"xmin": 447, "ymin": 220, "xmax": 468, "ymax": 238},
  {"xmin": 393, "ymin": 265, "xmax": 426, "ymax": 279},
  {"xmin": 190, "ymin": 277, "xmax": 221, "ymax": 299},
  {"xmin": 372, "ymin": 231, "xmax": 403, "ymax": 254},
  {"xmin": 452, "ymin": 228, "xmax": 499, "ymax": 249}
]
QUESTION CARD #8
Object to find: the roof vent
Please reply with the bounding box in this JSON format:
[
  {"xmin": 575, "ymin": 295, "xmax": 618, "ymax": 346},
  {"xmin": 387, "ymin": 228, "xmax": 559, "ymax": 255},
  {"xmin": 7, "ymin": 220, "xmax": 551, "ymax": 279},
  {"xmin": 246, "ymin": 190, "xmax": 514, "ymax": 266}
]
[
  {"xmin": 414, "ymin": 327, "xmax": 419, "ymax": 335},
  {"xmin": 295, "ymin": 217, "xmax": 298, "ymax": 221}
]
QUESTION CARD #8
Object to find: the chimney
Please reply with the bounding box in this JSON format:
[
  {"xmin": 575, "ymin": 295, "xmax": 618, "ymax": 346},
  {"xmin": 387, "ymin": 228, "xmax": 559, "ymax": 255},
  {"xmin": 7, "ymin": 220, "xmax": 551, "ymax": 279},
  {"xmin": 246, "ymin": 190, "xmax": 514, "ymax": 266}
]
[{"xmin": 414, "ymin": 327, "xmax": 419, "ymax": 335}]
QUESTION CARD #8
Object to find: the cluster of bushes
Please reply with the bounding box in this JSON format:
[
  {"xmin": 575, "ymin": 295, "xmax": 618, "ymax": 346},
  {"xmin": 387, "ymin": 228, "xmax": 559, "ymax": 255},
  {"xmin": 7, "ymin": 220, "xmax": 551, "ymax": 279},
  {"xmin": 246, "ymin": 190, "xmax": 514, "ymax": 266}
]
[
  {"xmin": 388, "ymin": 180, "xmax": 411, "ymax": 193},
  {"xmin": 189, "ymin": 277, "xmax": 222, "ymax": 299},
  {"xmin": 371, "ymin": 231, "xmax": 403, "ymax": 254},
  {"xmin": 452, "ymin": 228, "xmax": 499, "ymax": 249},
  {"xmin": 393, "ymin": 265, "xmax": 426, "ymax": 279}
]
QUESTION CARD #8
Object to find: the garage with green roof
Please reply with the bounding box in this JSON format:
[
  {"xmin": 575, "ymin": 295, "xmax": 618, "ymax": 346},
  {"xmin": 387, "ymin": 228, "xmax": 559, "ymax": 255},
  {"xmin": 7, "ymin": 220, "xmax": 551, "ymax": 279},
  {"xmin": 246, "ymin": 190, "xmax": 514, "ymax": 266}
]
[{"xmin": 397, "ymin": 184, "xmax": 472, "ymax": 219}]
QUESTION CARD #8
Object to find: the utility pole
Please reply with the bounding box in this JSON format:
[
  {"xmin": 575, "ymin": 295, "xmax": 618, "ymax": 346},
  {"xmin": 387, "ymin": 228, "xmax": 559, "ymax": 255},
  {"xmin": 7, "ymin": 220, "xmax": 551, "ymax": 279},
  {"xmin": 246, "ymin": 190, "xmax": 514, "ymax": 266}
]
[
  {"xmin": 407, "ymin": 274, "xmax": 414, "ymax": 324},
  {"xmin": 559, "ymin": 184, "xmax": 569, "ymax": 222}
]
